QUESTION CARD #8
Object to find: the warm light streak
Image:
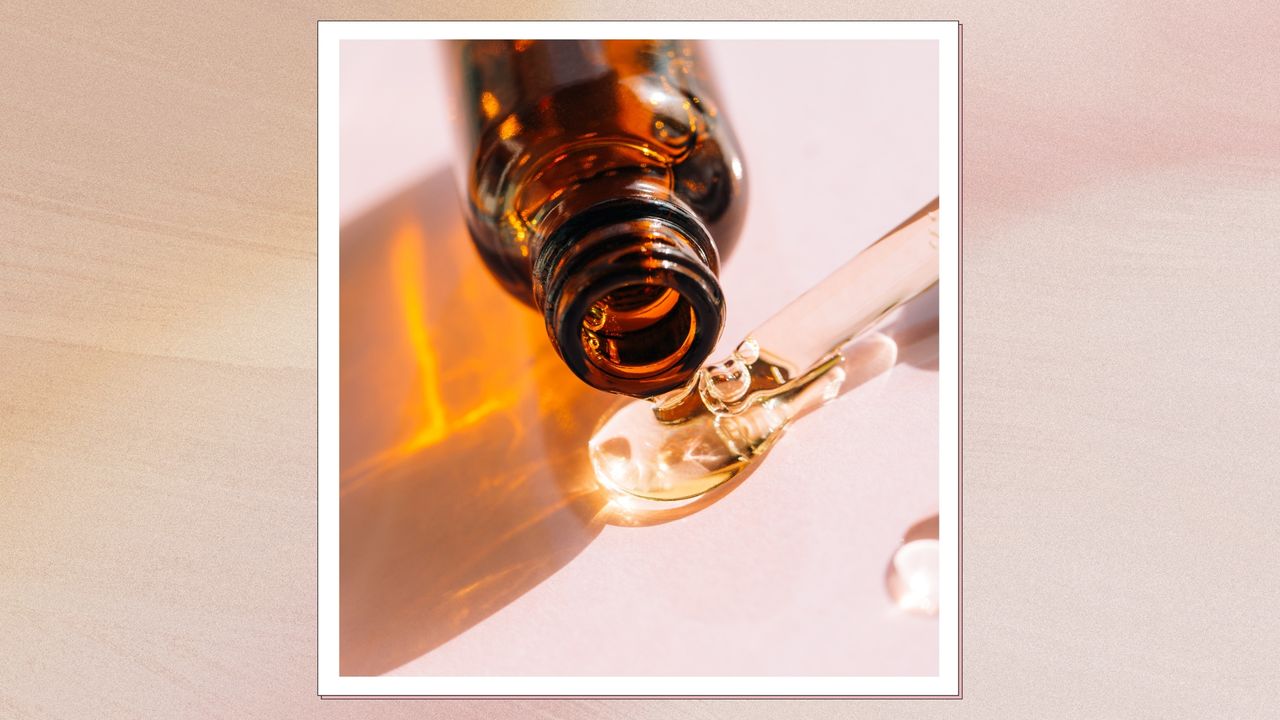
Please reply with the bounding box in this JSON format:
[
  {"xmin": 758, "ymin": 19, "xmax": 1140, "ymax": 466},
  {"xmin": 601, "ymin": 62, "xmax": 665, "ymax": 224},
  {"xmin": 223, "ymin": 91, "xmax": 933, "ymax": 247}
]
[
  {"xmin": 341, "ymin": 222, "xmax": 531, "ymax": 491},
  {"xmin": 454, "ymin": 397, "xmax": 506, "ymax": 429},
  {"xmin": 391, "ymin": 222, "xmax": 448, "ymax": 449}
]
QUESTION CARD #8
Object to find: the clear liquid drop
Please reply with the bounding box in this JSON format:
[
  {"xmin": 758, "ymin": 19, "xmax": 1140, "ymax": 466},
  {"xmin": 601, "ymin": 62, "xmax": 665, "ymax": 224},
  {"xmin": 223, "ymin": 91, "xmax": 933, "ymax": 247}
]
[{"xmin": 885, "ymin": 514, "xmax": 940, "ymax": 616}]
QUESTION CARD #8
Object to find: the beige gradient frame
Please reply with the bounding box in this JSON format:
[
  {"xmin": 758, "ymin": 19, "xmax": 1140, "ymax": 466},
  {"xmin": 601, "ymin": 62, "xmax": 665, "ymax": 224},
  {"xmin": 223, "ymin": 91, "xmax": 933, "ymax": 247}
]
[{"xmin": 3, "ymin": 2, "xmax": 1277, "ymax": 718}]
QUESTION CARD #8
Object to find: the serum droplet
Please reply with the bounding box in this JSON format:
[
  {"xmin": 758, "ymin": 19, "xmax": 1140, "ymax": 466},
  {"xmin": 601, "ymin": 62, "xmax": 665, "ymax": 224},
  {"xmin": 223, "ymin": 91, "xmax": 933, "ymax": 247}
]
[{"xmin": 886, "ymin": 514, "xmax": 940, "ymax": 616}]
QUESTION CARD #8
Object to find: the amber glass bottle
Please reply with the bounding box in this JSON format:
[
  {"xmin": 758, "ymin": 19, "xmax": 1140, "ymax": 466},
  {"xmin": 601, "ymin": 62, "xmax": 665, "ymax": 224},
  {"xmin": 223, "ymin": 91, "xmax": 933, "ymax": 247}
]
[{"xmin": 447, "ymin": 40, "xmax": 747, "ymax": 397}]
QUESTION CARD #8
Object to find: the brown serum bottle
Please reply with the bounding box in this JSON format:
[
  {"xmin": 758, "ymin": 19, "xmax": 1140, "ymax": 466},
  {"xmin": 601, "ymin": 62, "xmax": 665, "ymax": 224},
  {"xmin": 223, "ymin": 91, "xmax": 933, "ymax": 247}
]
[{"xmin": 446, "ymin": 40, "xmax": 747, "ymax": 398}]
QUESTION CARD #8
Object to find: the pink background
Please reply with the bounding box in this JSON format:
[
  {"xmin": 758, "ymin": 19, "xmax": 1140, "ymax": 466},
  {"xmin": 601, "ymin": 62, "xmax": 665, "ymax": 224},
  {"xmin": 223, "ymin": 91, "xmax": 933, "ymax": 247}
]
[{"xmin": 339, "ymin": 40, "xmax": 942, "ymax": 677}]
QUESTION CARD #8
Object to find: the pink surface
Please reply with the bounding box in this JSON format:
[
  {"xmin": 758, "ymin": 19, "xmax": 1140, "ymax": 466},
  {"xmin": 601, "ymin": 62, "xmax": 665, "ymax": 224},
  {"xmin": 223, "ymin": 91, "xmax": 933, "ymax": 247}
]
[{"xmin": 339, "ymin": 40, "xmax": 941, "ymax": 677}]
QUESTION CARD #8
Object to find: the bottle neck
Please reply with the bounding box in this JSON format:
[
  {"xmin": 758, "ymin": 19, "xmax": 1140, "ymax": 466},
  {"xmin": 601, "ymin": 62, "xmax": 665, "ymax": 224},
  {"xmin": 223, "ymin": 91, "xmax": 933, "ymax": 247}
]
[{"xmin": 534, "ymin": 197, "xmax": 725, "ymax": 397}]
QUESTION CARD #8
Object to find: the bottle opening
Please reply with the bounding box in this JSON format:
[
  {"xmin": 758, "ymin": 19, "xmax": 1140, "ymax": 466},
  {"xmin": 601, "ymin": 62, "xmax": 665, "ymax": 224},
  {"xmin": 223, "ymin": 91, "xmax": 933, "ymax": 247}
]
[
  {"xmin": 558, "ymin": 264, "xmax": 718, "ymax": 396},
  {"xmin": 580, "ymin": 284, "xmax": 697, "ymax": 378},
  {"xmin": 538, "ymin": 202, "xmax": 724, "ymax": 397}
]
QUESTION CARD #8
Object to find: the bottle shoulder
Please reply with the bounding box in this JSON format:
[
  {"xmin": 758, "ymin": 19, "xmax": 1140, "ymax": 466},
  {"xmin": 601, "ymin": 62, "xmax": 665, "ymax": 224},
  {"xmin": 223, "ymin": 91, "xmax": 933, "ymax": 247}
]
[
  {"xmin": 457, "ymin": 40, "xmax": 748, "ymax": 309},
  {"xmin": 468, "ymin": 75, "xmax": 746, "ymax": 244}
]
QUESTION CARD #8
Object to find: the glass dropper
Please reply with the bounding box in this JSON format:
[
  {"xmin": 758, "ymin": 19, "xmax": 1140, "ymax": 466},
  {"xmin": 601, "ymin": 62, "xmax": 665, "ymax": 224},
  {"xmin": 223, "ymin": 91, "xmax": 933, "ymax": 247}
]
[{"xmin": 589, "ymin": 197, "xmax": 941, "ymax": 510}]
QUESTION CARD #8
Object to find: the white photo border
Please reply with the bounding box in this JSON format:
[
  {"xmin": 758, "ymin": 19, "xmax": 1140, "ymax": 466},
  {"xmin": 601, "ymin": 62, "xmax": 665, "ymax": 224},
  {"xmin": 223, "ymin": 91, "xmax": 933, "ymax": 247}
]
[{"xmin": 318, "ymin": 19, "xmax": 961, "ymax": 698}]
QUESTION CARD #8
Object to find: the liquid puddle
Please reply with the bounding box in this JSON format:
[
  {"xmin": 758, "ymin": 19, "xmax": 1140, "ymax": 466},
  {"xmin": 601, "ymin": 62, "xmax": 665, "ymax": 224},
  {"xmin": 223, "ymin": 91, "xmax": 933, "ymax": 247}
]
[{"xmin": 588, "ymin": 351, "xmax": 846, "ymax": 504}]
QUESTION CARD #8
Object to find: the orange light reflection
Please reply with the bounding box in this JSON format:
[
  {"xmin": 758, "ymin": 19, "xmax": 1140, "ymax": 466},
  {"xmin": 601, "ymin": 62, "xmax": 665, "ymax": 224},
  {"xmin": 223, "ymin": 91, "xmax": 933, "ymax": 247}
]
[
  {"xmin": 390, "ymin": 222, "xmax": 448, "ymax": 448},
  {"xmin": 339, "ymin": 169, "xmax": 614, "ymax": 676},
  {"xmin": 341, "ymin": 221, "xmax": 524, "ymax": 489}
]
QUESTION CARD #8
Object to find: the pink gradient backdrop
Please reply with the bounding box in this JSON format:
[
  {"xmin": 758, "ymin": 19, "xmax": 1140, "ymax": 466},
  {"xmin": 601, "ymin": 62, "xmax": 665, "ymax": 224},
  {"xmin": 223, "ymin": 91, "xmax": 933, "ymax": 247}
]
[
  {"xmin": 6, "ymin": 4, "xmax": 1280, "ymax": 719},
  {"xmin": 339, "ymin": 40, "xmax": 943, "ymax": 677}
]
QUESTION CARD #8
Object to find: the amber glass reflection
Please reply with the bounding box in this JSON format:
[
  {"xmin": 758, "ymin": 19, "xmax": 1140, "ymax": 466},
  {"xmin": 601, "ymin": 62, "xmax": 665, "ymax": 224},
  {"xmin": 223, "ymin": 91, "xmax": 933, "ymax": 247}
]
[{"xmin": 447, "ymin": 40, "xmax": 747, "ymax": 397}]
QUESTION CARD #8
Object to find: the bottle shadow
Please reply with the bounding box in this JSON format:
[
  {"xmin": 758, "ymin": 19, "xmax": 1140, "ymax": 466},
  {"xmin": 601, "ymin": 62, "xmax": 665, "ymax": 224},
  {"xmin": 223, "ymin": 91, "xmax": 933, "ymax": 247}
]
[{"xmin": 338, "ymin": 168, "xmax": 616, "ymax": 676}]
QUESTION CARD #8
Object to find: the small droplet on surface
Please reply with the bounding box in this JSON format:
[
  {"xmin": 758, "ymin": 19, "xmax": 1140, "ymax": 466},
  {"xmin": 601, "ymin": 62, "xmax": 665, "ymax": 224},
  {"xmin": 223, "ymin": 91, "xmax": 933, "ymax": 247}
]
[{"xmin": 886, "ymin": 514, "xmax": 940, "ymax": 616}]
